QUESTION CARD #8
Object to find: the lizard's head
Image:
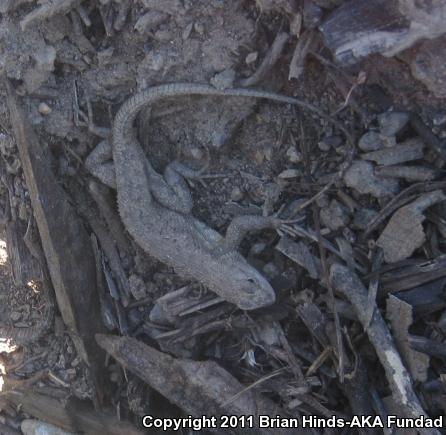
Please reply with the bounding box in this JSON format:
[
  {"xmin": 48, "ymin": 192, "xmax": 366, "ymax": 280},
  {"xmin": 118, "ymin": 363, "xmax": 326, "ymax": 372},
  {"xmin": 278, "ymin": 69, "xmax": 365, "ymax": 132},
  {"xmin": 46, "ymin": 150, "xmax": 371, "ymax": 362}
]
[{"xmin": 211, "ymin": 256, "xmax": 276, "ymax": 310}]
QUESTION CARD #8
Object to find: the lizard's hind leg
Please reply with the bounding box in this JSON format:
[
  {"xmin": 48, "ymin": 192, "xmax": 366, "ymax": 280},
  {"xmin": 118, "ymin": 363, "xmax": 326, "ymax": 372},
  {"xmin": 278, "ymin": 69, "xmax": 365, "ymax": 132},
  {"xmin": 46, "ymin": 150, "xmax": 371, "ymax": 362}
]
[{"xmin": 85, "ymin": 140, "xmax": 116, "ymax": 189}]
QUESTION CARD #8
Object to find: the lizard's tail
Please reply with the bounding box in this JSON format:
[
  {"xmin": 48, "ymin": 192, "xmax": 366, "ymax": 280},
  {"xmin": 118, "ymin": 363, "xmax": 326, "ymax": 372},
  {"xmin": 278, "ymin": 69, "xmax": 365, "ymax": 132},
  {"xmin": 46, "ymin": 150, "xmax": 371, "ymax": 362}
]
[{"xmin": 112, "ymin": 83, "xmax": 347, "ymax": 149}]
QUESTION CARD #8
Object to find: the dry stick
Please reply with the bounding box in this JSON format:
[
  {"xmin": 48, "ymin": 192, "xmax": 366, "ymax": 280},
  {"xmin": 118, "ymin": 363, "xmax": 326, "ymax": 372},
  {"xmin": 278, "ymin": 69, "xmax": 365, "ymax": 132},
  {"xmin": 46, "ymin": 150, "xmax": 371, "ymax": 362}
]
[
  {"xmin": 364, "ymin": 247, "xmax": 383, "ymax": 330},
  {"xmin": 313, "ymin": 204, "xmax": 345, "ymax": 382},
  {"xmin": 330, "ymin": 264, "xmax": 440, "ymax": 435},
  {"xmin": 363, "ymin": 181, "xmax": 446, "ymax": 238}
]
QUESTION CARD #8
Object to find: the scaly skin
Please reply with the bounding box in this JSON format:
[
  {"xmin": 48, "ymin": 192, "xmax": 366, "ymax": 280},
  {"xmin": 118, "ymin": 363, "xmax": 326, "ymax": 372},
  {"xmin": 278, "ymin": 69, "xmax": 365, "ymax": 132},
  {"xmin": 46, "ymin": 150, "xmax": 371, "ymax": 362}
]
[{"xmin": 111, "ymin": 83, "xmax": 328, "ymax": 310}]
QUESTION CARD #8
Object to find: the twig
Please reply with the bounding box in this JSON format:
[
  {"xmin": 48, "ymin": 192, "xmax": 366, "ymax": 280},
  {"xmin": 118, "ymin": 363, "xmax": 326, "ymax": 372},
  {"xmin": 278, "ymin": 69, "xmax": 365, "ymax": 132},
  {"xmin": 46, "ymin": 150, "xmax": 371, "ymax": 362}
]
[
  {"xmin": 220, "ymin": 368, "xmax": 286, "ymax": 407},
  {"xmin": 313, "ymin": 204, "xmax": 345, "ymax": 382}
]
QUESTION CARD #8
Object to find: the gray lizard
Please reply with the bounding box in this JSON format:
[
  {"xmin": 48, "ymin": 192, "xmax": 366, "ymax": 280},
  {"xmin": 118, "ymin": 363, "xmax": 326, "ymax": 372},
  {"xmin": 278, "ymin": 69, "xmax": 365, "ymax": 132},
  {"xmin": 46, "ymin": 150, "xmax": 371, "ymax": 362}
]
[{"xmin": 90, "ymin": 83, "xmax": 340, "ymax": 310}]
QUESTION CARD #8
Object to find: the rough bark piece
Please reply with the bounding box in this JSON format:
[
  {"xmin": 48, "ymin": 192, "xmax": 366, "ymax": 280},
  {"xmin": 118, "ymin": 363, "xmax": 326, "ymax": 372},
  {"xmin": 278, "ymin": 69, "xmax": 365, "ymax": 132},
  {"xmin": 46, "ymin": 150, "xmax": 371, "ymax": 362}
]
[
  {"xmin": 276, "ymin": 236, "xmax": 321, "ymax": 279},
  {"xmin": 376, "ymin": 190, "xmax": 446, "ymax": 263},
  {"xmin": 330, "ymin": 264, "xmax": 439, "ymax": 435},
  {"xmin": 320, "ymin": 0, "xmax": 446, "ymax": 64},
  {"xmin": 96, "ymin": 334, "xmax": 302, "ymax": 435},
  {"xmin": 6, "ymin": 81, "xmax": 106, "ymax": 398},
  {"xmin": 386, "ymin": 295, "xmax": 429, "ymax": 382},
  {"xmin": 410, "ymin": 35, "xmax": 446, "ymax": 98},
  {"xmin": 361, "ymin": 138, "xmax": 424, "ymax": 166},
  {"xmin": 344, "ymin": 160, "xmax": 399, "ymax": 198},
  {"xmin": 375, "ymin": 165, "xmax": 439, "ymax": 182},
  {"xmin": 5, "ymin": 219, "xmax": 43, "ymax": 286},
  {"xmin": 4, "ymin": 390, "xmax": 143, "ymax": 435}
]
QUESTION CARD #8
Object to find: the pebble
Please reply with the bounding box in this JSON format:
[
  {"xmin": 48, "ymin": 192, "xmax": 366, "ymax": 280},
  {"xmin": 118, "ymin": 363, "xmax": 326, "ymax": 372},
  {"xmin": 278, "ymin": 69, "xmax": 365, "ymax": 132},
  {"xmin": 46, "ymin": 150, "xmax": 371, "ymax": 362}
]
[
  {"xmin": 286, "ymin": 146, "xmax": 302, "ymax": 163},
  {"xmin": 230, "ymin": 187, "xmax": 244, "ymax": 201},
  {"xmin": 278, "ymin": 168, "xmax": 301, "ymax": 179},
  {"xmin": 320, "ymin": 199, "xmax": 350, "ymax": 231},
  {"xmin": 358, "ymin": 131, "xmax": 385, "ymax": 151},
  {"xmin": 210, "ymin": 68, "xmax": 236, "ymax": 90},
  {"xmin": 134, "ymin": 11, "xmax": 168, "ymax": 34},
  {"xmin": 129, "ymin": 274, "xmax": 147, "ymax": 300},
  {"xmin": 245, "ymin": 51, "xmax": 258, "ymax": 64},
  {"xmin": 344, "ymin": 160, "xmax": 399, "ymax": 198},
  {"xmin": 38, "ymin": 102, "xmax": 52, "ymax": 115},
  {"xmin": 194, "ymin": 21, "xmax": 205, "ymax": 35},
  {"xmin": 378, "ymin": 111, "xmax": 410, "ymax": 136},
  {"xmin": 318, "ymin": 140, "xmax": 331, "ymax": 152},
  {"xmin": 263, "ymin": 262, "xmax": 280, "ymax": 279},
  {"xmin": 10, "ymin": 311, "xmax": 21, "ymax": 322},
  {"xmin": 21, "ymin": 419, "xmax": 75, "ymax": 435}
]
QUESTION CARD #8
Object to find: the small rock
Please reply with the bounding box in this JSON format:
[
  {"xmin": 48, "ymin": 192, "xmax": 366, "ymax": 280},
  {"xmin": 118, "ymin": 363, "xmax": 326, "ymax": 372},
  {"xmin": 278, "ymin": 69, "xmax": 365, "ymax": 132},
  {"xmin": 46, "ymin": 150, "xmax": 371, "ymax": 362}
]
[
  {"xmin": 278, "ymin": 168, "xmax": 301, "ymax": 179},
  {"xmin": 183, "ymin": 146, "xmax": 203, "ymax": 160},
  {"xmin": 263, "ymin": 262, "xmax": 279, "ymax": 279},
  {"xmin": 210, "ymin": 68, "xmax": 236, "ymax": 90},
  {"xmin": 286, "ymin": 146, "xmax": 302, "ymax": 163},
  {"xmin": 245, "ymin": 51, "xmax": 258, "ymax": 64},
  {"xmin": 320, "ymin": 199, "xmax": 350, "ymax": 231},
  {"xmin": 378, "ymin": 111, "xmax": 410, "ymax": 136},
  {"xmin": 21, "ymin": 419, "xmax": 75, "ymax": 435},
  {"xmin": 33, "ymin": 44, "xmax": 57, "ymax": 72},
  {"xmin": 254, "ymin": 145, "xmax": 273, "ymax": 164},
  {"xmin": 230, "ymin": 187, "xmax": 244, "ymax": 201},
  {"xmin": 324, "ymin": 135, "xmax": 343, "ymax": 148},
  {"xmin": 344, "ymin": 160, "xmax": 399, "ymax": 198},
  {"xmin": 134, "ymin": 11, "xmax": 169, "ymax": 33},
  {"xmin": 318, "ymin": 140, "xmax": 331, "ymax": 152},
  {"xmin": 181, "ymin": 22, "xmax": 193, "ymax": 40},
  {"xmin": 193, "ymin": 21, "xmax": 205, "ymax": 35},
  {"xmin": 249, "ymin": 242, "xmax": 267, "ymax": 256},
  {"xmin": 10, "ymin": 311, "xmax": 21, "ymax": 322},
  {"xmin": 358, "ymin": 131, "xmax": 385, "ymax": 151},
  {"xmin": 143, "ymin": 52, "xmax": 164, "ymax": 71},
  {"xmin": 18, "ymin": 202, "xmax": 28, "ymax": 220},
  {"xmin": 129, "ymin": 274, "xmax": 147, "ymax": 300},
  {"xmin": 38, "ymin": 102, "xmax": 52, "ymax": 115},
  {"xmin": 97, "ymin": 46, "xmax": 114, "ymax": 66}
]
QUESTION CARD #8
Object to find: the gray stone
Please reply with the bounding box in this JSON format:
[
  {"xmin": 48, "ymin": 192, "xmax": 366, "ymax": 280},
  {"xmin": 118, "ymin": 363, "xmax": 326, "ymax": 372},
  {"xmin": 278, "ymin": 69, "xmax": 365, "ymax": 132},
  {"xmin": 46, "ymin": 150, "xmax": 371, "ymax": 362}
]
[
  {"xmin": 358, "ymin": 131, "xmax": 385, "ymax": 151},
  {"xmin": 378, "ymin": 111, "xmax": 410, "ymax": 136},
  {"xmin": 344, "ymin": 160, "xmax": 399, "ymax": 198},
  {"xmin": 320, "ymin": 199, "xmax": 350, "ymax": 230},
  {"xmin": 410, "ymin": 35, "xmax": 446, "ymax": 99},
  {"xmin": 210, "ymin": 68, "xmax": 236, "ymax": 90}
]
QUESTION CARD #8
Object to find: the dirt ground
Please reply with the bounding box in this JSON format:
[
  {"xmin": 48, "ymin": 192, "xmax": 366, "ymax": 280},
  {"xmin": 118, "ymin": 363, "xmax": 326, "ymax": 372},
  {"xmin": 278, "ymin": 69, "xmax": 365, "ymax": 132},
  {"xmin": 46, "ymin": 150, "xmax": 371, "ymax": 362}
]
[{"xmin": 0, "ymin": 1, "xmax": 445, "ymax": 434}]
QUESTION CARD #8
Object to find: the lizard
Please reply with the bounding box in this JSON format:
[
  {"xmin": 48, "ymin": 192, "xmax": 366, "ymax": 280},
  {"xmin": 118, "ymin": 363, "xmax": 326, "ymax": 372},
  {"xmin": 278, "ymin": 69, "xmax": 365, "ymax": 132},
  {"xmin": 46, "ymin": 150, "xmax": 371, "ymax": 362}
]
[{"xmin": 89, "ymin": 83, "xmax": 348, "ymax": 310}]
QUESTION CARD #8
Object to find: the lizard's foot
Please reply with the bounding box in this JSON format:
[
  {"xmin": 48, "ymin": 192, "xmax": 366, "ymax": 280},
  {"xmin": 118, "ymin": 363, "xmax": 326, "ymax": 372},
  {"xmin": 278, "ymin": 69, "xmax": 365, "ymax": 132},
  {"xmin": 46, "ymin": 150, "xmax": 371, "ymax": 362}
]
[
  {"xmin": 75, "ymin": 94, "xmax": 110, "ymax": 139},
  {"xmin": 221, "ymin": 215, "xmax": 283, "ymax": 252}
]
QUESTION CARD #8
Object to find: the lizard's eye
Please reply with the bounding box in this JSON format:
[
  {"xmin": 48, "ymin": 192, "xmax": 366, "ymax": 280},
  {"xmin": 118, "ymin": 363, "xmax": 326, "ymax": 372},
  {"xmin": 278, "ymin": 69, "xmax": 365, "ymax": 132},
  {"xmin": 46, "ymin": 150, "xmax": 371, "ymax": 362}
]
[{"xmin": 247, "ymin": 278, "xmax": 256, "ymax": 284}]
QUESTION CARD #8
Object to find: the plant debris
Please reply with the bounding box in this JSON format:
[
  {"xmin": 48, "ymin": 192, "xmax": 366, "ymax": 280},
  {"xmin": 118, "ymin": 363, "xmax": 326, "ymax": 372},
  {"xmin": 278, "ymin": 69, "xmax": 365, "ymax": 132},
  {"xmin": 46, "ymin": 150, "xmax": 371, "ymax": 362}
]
[{"xmin": 0, "ymin": 1, "xmax": 444, "ymax": 433}]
